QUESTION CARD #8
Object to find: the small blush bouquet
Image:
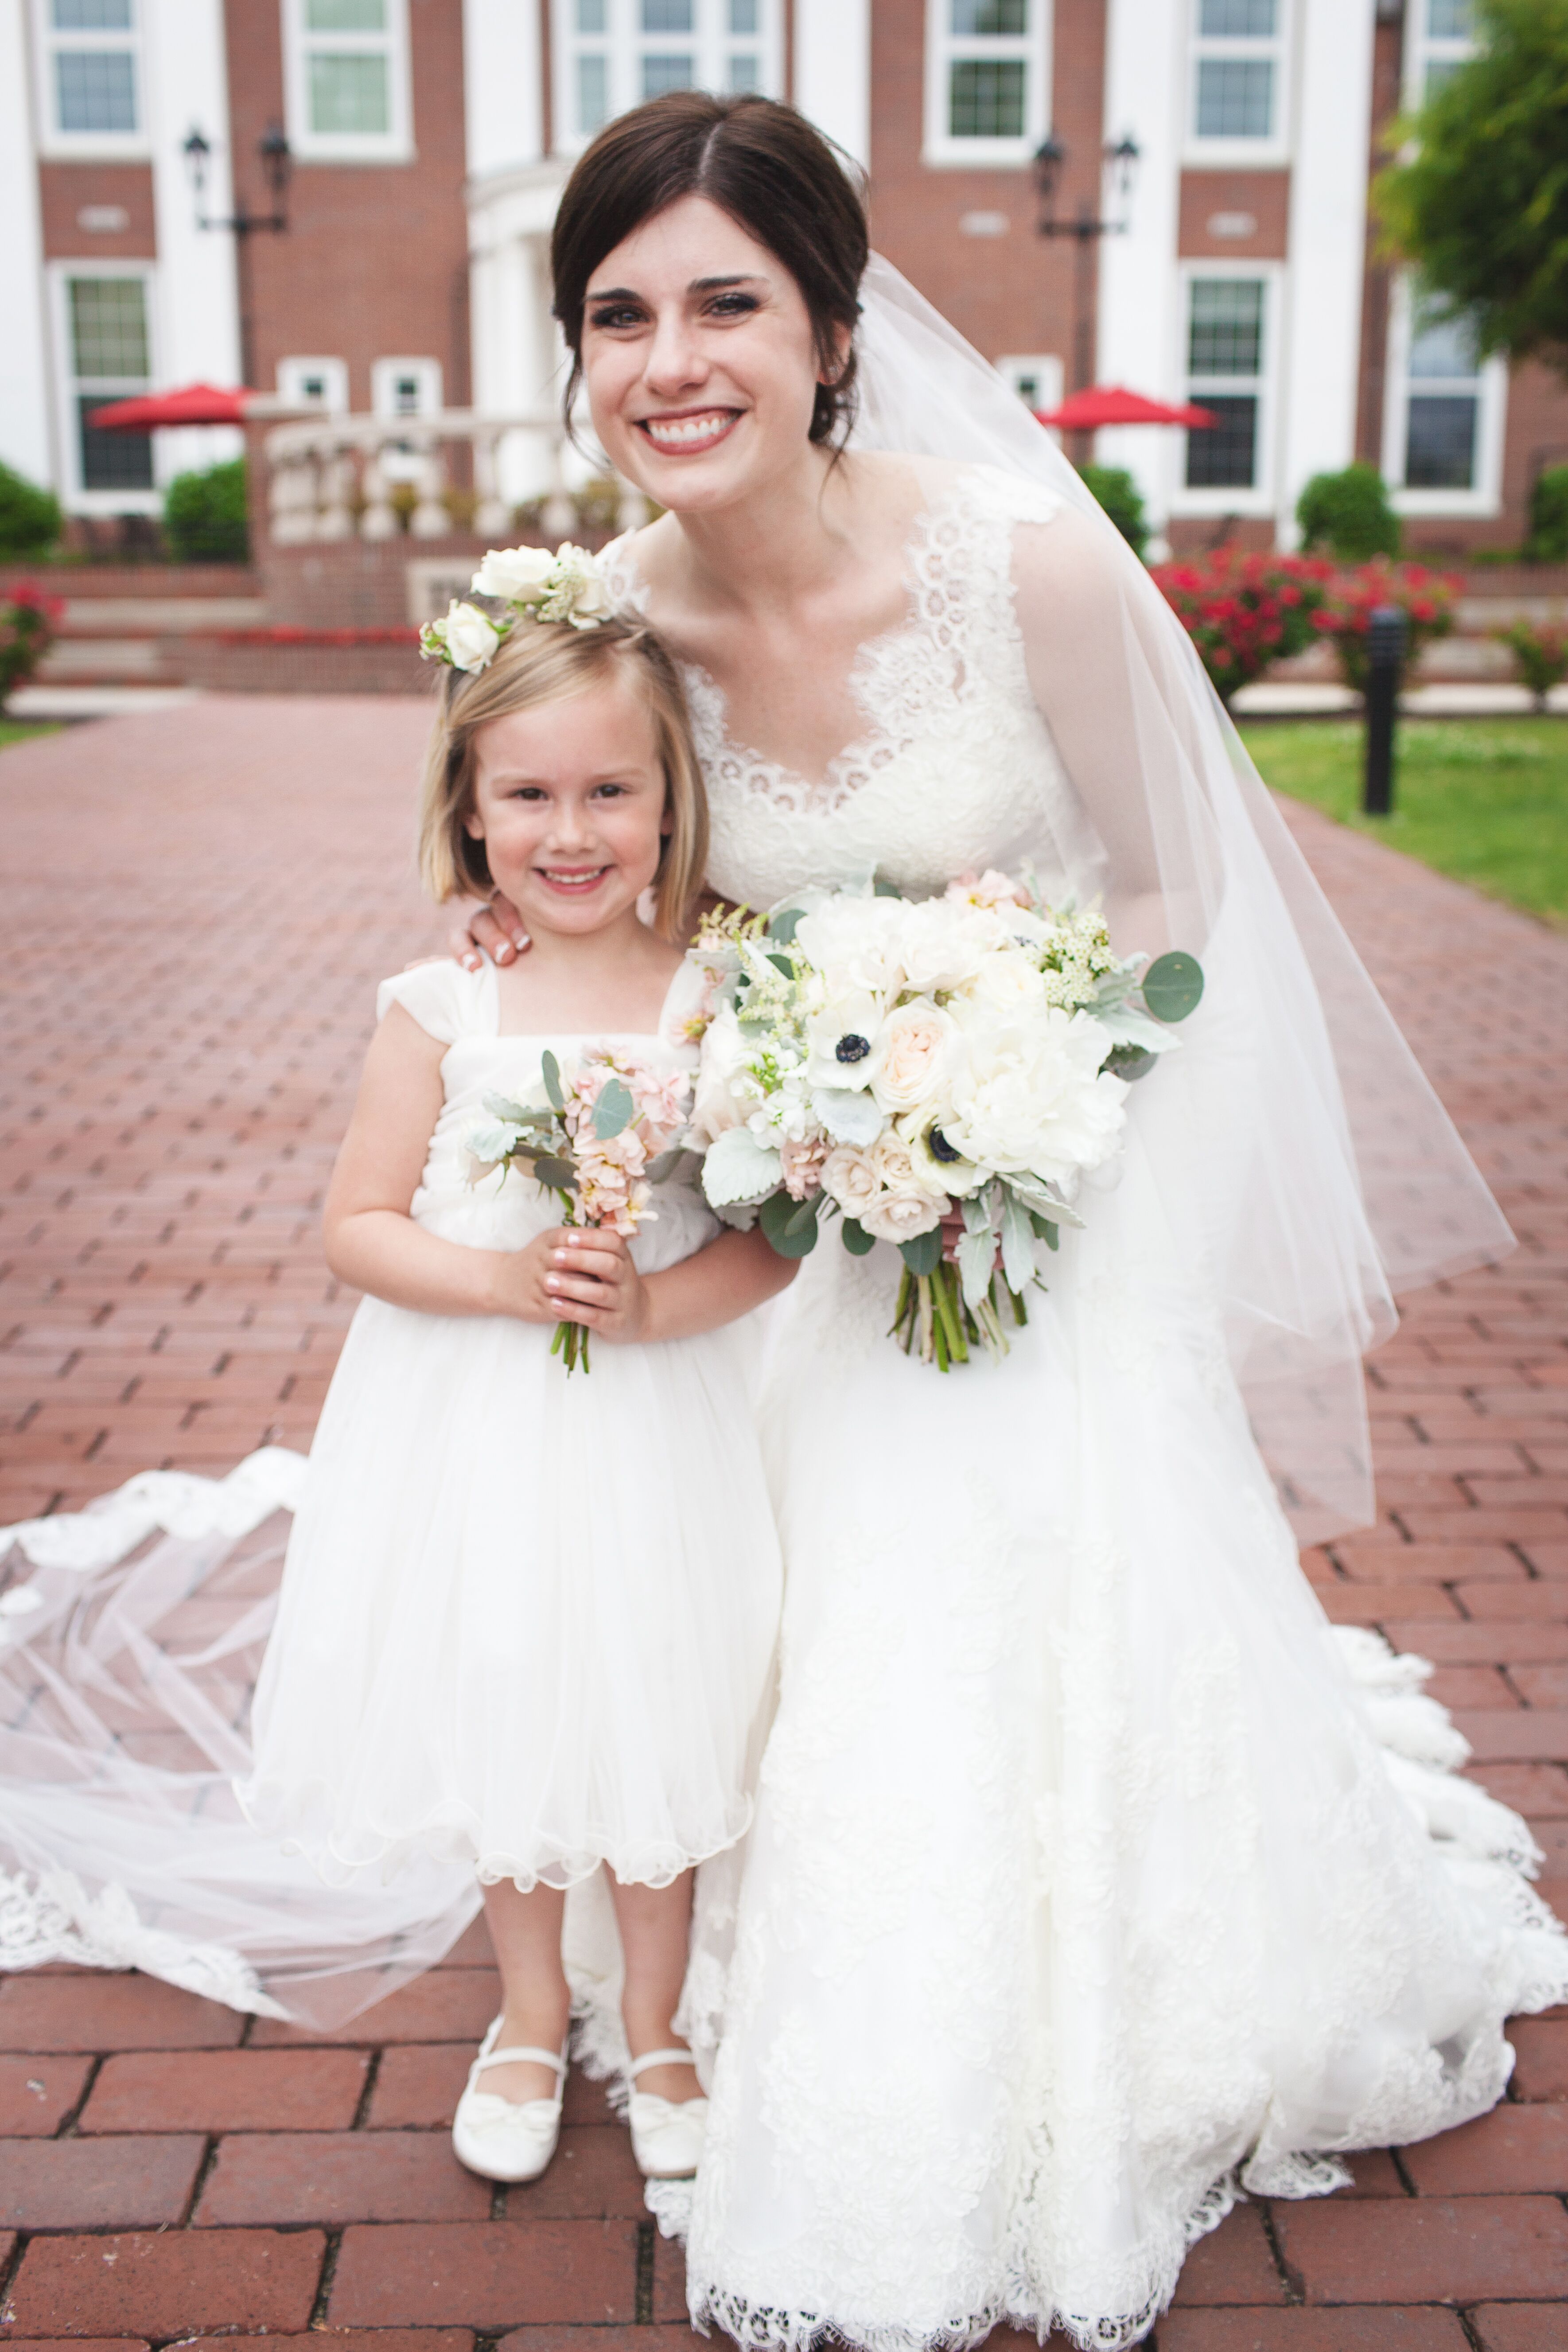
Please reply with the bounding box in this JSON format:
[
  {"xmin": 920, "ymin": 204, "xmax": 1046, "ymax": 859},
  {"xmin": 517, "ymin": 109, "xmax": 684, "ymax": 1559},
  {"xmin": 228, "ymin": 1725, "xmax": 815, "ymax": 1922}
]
[
  {"xmin": 463, "ymin": 1049, "xmax": 693, "ymax": 1372},
  {"xmin": 684, "ymin": 871, "xmax": 1203, "ymax": 1370}
]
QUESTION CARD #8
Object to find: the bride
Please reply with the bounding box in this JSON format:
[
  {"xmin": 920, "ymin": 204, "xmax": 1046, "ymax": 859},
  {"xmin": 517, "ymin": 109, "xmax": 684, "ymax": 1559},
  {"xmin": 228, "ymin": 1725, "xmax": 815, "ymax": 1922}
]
[{"xmin": 2, "ymin": 88, "xmax": 1564, "ymax": 2352}]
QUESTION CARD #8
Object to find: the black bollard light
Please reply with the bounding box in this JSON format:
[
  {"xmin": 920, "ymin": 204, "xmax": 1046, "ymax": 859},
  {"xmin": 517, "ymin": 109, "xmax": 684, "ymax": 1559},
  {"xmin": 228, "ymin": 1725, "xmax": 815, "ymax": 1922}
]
[{"xmin": 1362, "ymin": 602, "xmax": 1406, "ymax": 817}]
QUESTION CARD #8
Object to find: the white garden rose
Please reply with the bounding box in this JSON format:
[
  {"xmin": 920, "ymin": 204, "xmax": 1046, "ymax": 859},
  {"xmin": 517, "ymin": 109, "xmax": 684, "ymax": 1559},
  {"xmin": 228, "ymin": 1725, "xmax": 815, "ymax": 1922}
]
[
  {"xmin": 859, "ymin": 1185, "xmax": 945, "ymax": 1244},
  {"xmin": 793, "ymin": 896, "xmax": 906, "ymax": 999},
  {"xmin": 955, "ymin": 948, "xmax": 1048, "ymax": 1017},
  {"xmin": 893, "ymin": 897, "xmax": 1005, "ymax": 993},
  {"xmin": 690, "ymin": 1005, "xmax": 751, "ymax": 1140},
  {"xmin": 433, "ymin": 600, "xmax": 501, "ymax": 673},
  {"xmin": 869, "ymin": 998, "xmax": 959, "ymax": 1115},
  {"xmin": 820, "ymin": 1145, "xmax": 880, "ymax": 1219},
  {"xmin": 944, "ymin": 1008, "xmax": 1128, "ymax": 1189},
  {"xmin": 471, "ymin": 545, "xmax": 556, "ymax": 601}
]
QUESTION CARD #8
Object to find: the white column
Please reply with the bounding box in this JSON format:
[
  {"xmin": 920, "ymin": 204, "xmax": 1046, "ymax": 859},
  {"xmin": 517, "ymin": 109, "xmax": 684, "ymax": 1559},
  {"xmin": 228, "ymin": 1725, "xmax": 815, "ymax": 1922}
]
[
  {"xmin": 0, "ymin": 0, "xmax": 54, "ymax": 488},
  {"xmin": 144, "ymin": 0, "xmax": 242, "ymax": 475},
  {"xmin": 794, "ymin": 0, "xmax": 870, "ymax": 171},
  {"xmin": 1094, "ymin": 0, "xmax": 1186, "ymax": 534},
  {"xmin": 1276, "ymin": 0, "xmax": 1374, "ymax": 545},
  {"xmin": 464, "ymin": 0, "xmax": 544, "ymax": 178}
]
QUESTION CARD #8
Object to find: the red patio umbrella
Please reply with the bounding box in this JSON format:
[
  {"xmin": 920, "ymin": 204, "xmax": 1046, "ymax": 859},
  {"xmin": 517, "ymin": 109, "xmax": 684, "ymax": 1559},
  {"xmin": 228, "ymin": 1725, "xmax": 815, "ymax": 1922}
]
[
  {"xmin": 1035, "ymin": 386, "xmax": 1217, "ymax": 430},
  {"xmin": 87, "ymin": 382, "xmax": 251, "ymax": 430}
]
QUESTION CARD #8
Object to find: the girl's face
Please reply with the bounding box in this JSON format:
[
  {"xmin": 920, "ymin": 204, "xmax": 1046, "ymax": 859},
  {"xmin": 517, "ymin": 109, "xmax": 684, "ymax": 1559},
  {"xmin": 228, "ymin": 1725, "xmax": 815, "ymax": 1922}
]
[
  {"xmin": 580, "ymin": 194, "xmax": 842, "ymax": 515},
  {"xmin": 465, "ymin": 666, "xmax": 669, "ymax": 939}
]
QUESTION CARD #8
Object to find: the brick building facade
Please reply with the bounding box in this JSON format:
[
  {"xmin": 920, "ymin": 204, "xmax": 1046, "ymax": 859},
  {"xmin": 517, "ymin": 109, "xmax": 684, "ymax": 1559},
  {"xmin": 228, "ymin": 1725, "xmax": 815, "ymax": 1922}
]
[{"xmin": 2, "ymin": 0, "xmax": 1563, "ymax": 557}]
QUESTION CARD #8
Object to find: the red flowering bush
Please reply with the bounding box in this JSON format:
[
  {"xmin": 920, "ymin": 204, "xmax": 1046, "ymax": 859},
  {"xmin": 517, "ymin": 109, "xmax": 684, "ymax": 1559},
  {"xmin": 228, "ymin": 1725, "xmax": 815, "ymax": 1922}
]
[
  {"xmin": 1150, "ymin": 549, "xmax": 1334, "ymax": 706},
  {"xmin": 0, "ymin": 585, "xmax": 64, "ymax": 707},
  {"xmin": 1491, "ymin": 616, "xmax": 1568, "ymax": 712},
  {"xmin": 1312, "ymin": 560, "xmax": 1460, "ymax": 693}
]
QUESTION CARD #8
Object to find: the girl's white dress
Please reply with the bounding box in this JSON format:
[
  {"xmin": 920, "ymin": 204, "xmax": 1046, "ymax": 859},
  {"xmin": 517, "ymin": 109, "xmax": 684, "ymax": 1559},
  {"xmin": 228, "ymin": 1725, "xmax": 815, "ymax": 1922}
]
[{"xmin": 236, "ymin": 956, "xmax": 782, "ymax": 1896}]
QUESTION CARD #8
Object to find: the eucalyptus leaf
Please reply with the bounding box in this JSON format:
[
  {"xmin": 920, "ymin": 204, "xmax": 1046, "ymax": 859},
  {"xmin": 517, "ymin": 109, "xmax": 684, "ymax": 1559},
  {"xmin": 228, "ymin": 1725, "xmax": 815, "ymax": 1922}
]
[
  {"xmin": 593, "ymin": 1077, "xmax": 635, "ymax": 1140},
  {"xmin": 899, "ymin": 1228, "xmax": 944, "ymax": 1277},
  {"xmin": 765, "ymin": 951, "xmax": 796, "ymax": 980},
  {"xmin": 1106, "ymin": 1045, "xmax": 1157, "ymax": 1082},
  {"xmin": 1000, "ymin": 1192, "xmax": 1036, "ymax": 1297},
  {"xmin": 1141, "ymin": 950, "xmax": 1205, "ymax": 1024},
  {"xmin": 530, "ymin": 1155, "xmax": 578, "ymax": 1191},
  {"xmin": 766, "ymin": 906, "xmax": 804, "ymax": 945},
  {"xmin": 760, "ymin": 1188, "xmax": 821, "ymax": 1259},
  {"xmin": 840, "ymin": 1216, "xmax": 875, "ymax": 1256},
  {"xmin": 872, "ymin": 877, "xmax": 902, "ymax": 899},
  {"xmin": 957, "ymin": 1223, "xmax": 997, "ymax": 1311},
  {"xmin": 541, "ymin": 1050, "xmax": 566, "ymax": 1113}
]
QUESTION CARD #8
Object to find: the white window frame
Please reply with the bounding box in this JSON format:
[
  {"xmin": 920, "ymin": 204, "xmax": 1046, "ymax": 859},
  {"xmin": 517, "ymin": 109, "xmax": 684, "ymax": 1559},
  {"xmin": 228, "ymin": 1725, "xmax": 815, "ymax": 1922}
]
[
  {"xmin": 1168, "ymin": 261, "xmax": 1282, "ymax": 520},
  {"xmin": 1403, "ymin": 0, "xmax": 1476, "ymax": 109},
  {"xmin": 281, "ymin": 0, "xmax": 413, "ymax": 165},
  {"xmin": 923, "ymin": 0, "xmax": 1052, "ymax": 170},
  {"xmin": 31, "ymin": 0, "xmax": 149, "ymax": 161},
  {"xmin": 1184, "ymin": 0, "xmax": 1292, "ymax": 169},
  {"xmin": 1380, "ymin": 273, "xmax": 1506, "ymax": 518},
  {"xmin": 371, "ymin": 355, "xmax": 444, "ymax": 419},
  {"xmin": 550, "ymin": 0, "xmax": 784, "ymax": 160},
  {"xmin": 995, "ymin": 353, "xmax": 1064, "ymax": 418},
  {"xmin": 277, "ymin": 354, "xmax": 350, "ymax": 412},
  {"xmin": 47, "ymin": 259, "xmax": 162, "ymax": 514}
]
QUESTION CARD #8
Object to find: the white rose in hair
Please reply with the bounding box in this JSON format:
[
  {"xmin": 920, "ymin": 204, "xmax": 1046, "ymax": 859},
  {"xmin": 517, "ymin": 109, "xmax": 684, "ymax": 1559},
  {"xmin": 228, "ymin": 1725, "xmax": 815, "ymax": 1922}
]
[
  {"xmin": 471, "ymin": 545, "xmax": 555, "ymax": 601},
  {"xmin": 437, "ymin": 601, "xmax": 501, "ymax": 673},
  {"xmin": 870, "ymin": 999, "xmax": 958, "ymax": 1116},
  {"xmin": 565, "ymin": 564, "xmax": 614, "ymax": 628}
]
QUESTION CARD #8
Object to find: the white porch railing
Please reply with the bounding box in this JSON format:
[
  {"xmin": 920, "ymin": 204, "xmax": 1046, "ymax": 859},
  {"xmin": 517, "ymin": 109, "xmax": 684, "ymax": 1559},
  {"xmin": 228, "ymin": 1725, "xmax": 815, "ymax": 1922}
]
[{"xmin": 261, "ymin": 409, "xmax": 649, "ymax": 547}]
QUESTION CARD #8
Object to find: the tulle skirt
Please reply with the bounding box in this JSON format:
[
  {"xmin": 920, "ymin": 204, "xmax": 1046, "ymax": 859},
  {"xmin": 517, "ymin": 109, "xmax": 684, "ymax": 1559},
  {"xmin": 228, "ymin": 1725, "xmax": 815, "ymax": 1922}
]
[{"xmin": 237, "ymin": 1294, "xmax": 782, "ymax": 1894}]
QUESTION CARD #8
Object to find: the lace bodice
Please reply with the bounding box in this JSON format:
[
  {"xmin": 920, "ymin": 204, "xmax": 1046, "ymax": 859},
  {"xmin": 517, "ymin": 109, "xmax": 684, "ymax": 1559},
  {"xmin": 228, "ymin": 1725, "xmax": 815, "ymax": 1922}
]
[{"xmin": 603, "ymin": 468, "xmax": 1082, "ymax": 907}]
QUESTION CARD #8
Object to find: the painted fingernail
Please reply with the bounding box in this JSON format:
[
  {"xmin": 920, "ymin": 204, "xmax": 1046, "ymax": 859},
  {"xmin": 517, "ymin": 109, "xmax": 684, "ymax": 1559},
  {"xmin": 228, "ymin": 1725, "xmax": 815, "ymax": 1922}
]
[
  {"xmin": 494, "ymin": 943, "xmax": 512, "ymax": 964},
  {"xmin": 512, "ymin": 933, "xmax": 529, "ymax": 951},
  {"xmin": 545, "ymin": 1276, "xmax": 560, "ymax": 1292}
]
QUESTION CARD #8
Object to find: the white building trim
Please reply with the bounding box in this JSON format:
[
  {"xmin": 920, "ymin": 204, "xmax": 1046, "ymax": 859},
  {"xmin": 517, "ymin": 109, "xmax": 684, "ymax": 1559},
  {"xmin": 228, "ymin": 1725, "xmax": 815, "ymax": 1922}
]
[
  {"xmin": 1181, "ymin": 0, "xmax": 1293, "ymax": 170},
  {"xmin": 1275, "ymin": 0, "xmax": 1370, "ymax": 544},
  {"xmin": 463, "ymin": 0, "xmax": 543, "ymax": 179},
  {"xmin": 794, "ymin": 0, "xmax": 869, "ymax": 170},
  {"xmin": 1096, "ymin": 0, "xmax": 1188, "ymax": 532},
  {"xmin": 0, "ymin": 0, "xmax": 55, "ymax": 488},
  {"xmin": 47, "ymin": 257, "xmax": 162, "ymax": 513},
  {"xmin": 550, "ymin": 0, "xmax": 784, "ymax": 161},
  {"xmin": 922, "ymin": 0, "xmax": 1052, "ymax": 172},
  {"xmin": 1381, "ymin": 273, "xmax": 1507, "ymax": 519},
  {"xmin": 31, "ymin": 0, "xmax": 150, "ymax": 161},
  {"xmin": 1166, "ymin": 259, "xmax": 1285, "ymax": 521},
  {"xmin": 145, "ymin": 0, "xmax": 242, "ymax": 458}
]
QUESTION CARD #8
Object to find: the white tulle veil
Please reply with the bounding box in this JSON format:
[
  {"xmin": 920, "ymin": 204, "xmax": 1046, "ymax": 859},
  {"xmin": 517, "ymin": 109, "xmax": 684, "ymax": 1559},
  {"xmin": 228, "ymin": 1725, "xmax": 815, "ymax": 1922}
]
[
  {"xmin": 0, "ymin": 255, "xmax": 1513, "ymax": 2033},
  {"xmin": 851, "ymin": 254, "xmax": 1510, "ymax": 1540}
]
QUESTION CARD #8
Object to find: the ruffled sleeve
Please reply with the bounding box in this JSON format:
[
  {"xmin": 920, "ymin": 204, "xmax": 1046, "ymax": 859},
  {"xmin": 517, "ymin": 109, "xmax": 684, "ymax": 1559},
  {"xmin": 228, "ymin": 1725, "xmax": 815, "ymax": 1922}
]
[{"xmin": 374, "ymin": 959, "xmax": 489, "ymax": 1045}]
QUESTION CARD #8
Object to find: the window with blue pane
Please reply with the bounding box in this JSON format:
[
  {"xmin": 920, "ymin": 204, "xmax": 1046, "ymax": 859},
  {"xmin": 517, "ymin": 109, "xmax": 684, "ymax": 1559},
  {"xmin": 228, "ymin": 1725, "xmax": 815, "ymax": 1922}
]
[
  {"xmin": 556, "ymin": 0, "xmax": 778, "ymax": 145},
  {"xmin": 1184, "ymin": 279, "xmax": 1267, "ymax": 494},
  {"xmin": 48, "ymin": 0, "xmax": 140, "ymax": 138},
  {"xmin": 1191, "ymin": 0, "xmax": 1282, "ymax": 144}
]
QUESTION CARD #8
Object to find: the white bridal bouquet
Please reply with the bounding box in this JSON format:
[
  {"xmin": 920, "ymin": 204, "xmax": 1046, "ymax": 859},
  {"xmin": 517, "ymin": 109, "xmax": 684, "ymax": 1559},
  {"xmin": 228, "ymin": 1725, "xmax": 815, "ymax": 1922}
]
[
  {"xmin": 685, "ymin": 872, "xmax": 1203, "ymax": 1369},
  {"xmin": 463, "ymin": 1049, "xmax": 693, "ymax": 1372}
]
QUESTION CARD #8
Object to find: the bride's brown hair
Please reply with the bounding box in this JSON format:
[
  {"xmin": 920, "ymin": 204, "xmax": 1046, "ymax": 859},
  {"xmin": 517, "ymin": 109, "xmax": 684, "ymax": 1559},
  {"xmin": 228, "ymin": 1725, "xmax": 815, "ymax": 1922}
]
[{"xmin": 551, "ymin": 91, "xmax": 869, "ymax": 449}]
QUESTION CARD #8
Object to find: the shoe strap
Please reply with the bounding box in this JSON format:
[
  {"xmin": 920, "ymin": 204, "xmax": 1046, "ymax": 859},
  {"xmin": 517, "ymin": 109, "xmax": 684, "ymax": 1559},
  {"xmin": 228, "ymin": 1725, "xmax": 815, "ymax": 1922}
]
[
  {"xmin": 627, "ymin": 2047, "xmax": 698, "ymax": 2077},
  {"xmin": 477, "ymin": 2044, "xmax": 568, "ymax": 2078}
]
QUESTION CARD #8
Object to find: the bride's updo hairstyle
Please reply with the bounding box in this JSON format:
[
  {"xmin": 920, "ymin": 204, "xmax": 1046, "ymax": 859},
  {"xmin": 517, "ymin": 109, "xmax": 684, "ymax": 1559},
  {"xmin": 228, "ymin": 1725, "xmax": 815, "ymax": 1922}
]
[
  {"xmin": 417, "ymin": 615, "xmax": 708, "ymax": 943},
  {"xmin": 552, "ymin": 91, "xmax": 869, "ymax": 448}
]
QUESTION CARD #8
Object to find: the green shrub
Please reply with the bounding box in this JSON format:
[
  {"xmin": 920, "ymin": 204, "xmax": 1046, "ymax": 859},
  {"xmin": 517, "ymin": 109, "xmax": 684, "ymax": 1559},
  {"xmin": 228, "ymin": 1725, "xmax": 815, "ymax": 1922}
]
[
  {"xmin": 0, "ymin": 587, "xmax": 64, "ymax": 706},
  {"xmin": 163, "ymin": 459, "xmax": 250, "ymax": 564},
  {"xmin": 1296, "ymin": 463, "xmax": 1402, "ymax": 561},
  {"xmin": 1526, "ymin": 465, "xmax": 1568, "ymax": 564},
  {"xmin": 1076, "ymin": 464, "xmax": 1148, "ymax": 561},
  {"xmin": 0, "ymin": 462, "xmax": 62, "ymax": 558},
  {"xmin": 1492, "ymin": 616, "xmax": 1568, "ymax": 708}
]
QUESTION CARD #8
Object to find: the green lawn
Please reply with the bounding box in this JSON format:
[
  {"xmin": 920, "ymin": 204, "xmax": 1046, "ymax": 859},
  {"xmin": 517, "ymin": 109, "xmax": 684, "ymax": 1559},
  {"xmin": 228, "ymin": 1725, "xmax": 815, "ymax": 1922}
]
[
  {"xmin": 0, "ymin": 718, "xmax": 60, "ymax": 750},
  {"xmin": 1238, "ymin": 717, "xmax": 1568, "ymax": 927}
]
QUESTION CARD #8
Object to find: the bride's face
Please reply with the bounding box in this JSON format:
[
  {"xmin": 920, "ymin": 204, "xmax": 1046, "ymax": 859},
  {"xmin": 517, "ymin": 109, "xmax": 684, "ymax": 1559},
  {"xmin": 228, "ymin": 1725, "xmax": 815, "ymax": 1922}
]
[{"xmin": 580, "ymin": 194, "xmax": 836, "ymax": 513}]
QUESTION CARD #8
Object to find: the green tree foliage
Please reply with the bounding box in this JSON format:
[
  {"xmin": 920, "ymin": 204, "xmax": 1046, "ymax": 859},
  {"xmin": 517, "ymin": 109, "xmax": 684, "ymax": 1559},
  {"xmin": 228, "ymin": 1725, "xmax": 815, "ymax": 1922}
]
[
  {"xmin": 1528, "ymin": 463, "xmax": 1568, "ymax": 561},
  {"xmin": 0, "ymin": 461, "xmax": 62, "ymax": 558},
  {"xmin": 1376, "ymin": 0, "xmax": 1568, "ymax": 378},
  {"xmin": 1075, "ymin": 464, "xmax": 1149, "ymax": 560},
  {"xmin": 163, "ymin": 459, "xmax": 250, "ymax": 564},
  {"xmin": 1296, "ymin": 463, "xmax": 1403, "ymax": 561}
]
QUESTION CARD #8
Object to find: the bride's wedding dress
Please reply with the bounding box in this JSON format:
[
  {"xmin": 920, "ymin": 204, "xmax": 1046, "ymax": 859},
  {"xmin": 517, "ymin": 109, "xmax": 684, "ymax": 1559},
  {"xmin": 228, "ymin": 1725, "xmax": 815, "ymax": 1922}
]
[
  {"xmin": 624, "ymin": 458, "xmax": 1568, "ymax": 2348},
  {"xmin": 1, "ymin": 262, "xmax": 1564, "ymax": 2352}
]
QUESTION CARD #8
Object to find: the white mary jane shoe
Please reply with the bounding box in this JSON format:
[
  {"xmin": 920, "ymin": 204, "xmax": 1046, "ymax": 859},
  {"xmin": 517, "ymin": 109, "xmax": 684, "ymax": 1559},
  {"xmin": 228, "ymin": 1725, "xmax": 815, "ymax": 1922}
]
[
  {"xmin": 626, "ymin": 2046, "xmax": 708, "ymax": 2180},
  {"xmin": 451, "ymin": 2016, "xmax": 568, "ymax": 2184}
]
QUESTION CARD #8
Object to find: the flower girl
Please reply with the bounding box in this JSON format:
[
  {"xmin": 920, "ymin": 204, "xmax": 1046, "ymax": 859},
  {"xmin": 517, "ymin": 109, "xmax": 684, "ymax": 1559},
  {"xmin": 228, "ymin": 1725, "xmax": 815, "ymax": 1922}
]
[{"xmin": 237, "ymin": 558, "xmax": 790, "ymax": 2188}]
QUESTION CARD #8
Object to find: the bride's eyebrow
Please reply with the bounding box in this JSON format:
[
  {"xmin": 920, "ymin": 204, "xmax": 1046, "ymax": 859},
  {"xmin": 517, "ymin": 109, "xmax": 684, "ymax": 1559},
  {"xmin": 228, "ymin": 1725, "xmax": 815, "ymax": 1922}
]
[{"xmin": 584, "ymin": 273, "xmax": 767, "ymax": 303}]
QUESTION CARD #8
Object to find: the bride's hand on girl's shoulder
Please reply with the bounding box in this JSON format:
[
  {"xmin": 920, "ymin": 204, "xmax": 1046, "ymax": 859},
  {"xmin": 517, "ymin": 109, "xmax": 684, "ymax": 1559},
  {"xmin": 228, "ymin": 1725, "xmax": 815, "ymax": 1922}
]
[
  {"xmin": 447, "ymin": 892, "xmax": 532, "ymax": 972},
  {"xmin": 494, "ymin": 1226, "xmax": 649, "ymax": 1340}
]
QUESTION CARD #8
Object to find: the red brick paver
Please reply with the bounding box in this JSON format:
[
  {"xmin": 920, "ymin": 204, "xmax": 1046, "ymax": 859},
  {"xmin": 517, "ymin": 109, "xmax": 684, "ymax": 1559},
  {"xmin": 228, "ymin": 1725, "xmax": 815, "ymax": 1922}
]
[{"xmin": 2, "ymin": 705, "xmax": 1567, "ymax": 2343}]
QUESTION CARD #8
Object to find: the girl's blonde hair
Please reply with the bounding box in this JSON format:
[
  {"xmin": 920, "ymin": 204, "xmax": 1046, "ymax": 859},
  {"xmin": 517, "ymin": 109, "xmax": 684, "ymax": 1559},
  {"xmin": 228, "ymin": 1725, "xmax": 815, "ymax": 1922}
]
[{"xmin": 417, "ymin": 614, "xmax": 708, "ymax": 942}]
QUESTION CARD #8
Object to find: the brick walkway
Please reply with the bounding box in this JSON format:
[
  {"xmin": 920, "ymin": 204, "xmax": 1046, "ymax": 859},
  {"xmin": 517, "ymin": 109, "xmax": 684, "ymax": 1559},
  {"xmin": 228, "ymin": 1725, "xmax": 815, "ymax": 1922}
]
[{"xmin": 1, "ymin": 699, "xmax": 1566, "ymax": 2348}]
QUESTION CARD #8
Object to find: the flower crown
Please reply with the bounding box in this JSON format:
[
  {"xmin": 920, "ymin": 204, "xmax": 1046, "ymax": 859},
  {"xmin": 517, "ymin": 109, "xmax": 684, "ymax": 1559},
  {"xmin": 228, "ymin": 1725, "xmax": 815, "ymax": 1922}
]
[{"xmin": 419, "ymin": 541, "xmax": 614, "ymax": 674}]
